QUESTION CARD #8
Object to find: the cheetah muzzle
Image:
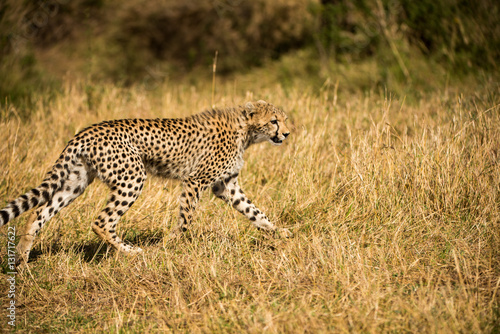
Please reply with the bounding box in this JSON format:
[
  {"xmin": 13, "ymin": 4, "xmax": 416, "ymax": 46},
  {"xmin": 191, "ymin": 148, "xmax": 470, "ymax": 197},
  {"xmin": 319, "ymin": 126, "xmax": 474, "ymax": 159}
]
[
  {"xmin": 0, "ymin": 100, "xmax": 293, "ymax": 266},
  {"xmin": 270, "ymin": 133, "xmax": 289, "ymax": 145}
]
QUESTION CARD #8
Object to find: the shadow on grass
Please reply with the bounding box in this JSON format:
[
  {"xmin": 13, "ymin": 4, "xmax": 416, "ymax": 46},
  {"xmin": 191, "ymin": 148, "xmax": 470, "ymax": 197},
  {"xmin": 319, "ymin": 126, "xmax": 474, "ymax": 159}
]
[
  {"xmin": 12, "ymin": 228, "xmax": 279, "ymax": 267},
  {"xmin": 27, "ymin": 230, "xmax": 165, "ymax": 264}
]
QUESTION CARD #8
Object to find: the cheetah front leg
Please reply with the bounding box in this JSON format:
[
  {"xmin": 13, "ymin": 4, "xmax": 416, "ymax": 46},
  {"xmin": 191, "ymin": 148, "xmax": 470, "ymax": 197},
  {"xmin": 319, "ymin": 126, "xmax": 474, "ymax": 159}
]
[{"xmin": 211, "ymin": 175, "xmax": 292, "ymax": 237}]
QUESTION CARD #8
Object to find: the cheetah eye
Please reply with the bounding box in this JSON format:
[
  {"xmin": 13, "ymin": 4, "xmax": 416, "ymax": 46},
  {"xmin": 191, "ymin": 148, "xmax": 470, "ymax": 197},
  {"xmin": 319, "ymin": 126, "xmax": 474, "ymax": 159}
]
[{"xmin": 270, "ymin": 120, "xmax": 278, "ymax": 125}]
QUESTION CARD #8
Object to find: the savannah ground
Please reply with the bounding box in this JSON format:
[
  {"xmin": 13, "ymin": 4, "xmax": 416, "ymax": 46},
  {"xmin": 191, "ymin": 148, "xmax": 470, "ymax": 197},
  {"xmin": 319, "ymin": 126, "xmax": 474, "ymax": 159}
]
[{"xmin": 0, "ymin": 70, "xmax": 499, "ymax": 332}]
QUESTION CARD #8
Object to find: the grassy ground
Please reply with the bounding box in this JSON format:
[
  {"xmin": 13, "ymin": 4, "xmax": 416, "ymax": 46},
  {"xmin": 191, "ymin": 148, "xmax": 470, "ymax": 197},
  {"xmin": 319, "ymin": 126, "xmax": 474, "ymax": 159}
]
[{"xmin": 0, "ymin": 76, "xmax": 499, "ymax": 332}]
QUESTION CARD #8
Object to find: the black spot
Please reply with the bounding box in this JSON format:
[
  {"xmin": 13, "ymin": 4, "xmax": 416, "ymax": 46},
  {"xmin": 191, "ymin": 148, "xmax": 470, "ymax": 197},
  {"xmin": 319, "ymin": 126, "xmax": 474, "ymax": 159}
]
[
  {"xmin": 12, "ymin": 205, "xmax": 20, "ymax": 217},
  {"xmin": 233, "ymin": 199, "xmax": 241, "ymax": 206},
  {"xmin": 58, "ymin": 197, "xmax": 63, "ymax": 203},
  {"xmin": 230, "ymin": 189, "xmax": 235, "ymax": 195},
  {"xmin": 22, "ymin": 201, "xmax": 30, "ymax": 212},
  {"xmin": 117, "ymin": 210, "xmax": 123, "ymax": 216},
  {"xmin": 0, "ymin": 210, "xmax": 9, "ymax": 223},
  {"xmin": 250, "ymin": 216, "xmax": 256, "ymax": 221},
  {"xmin": 32, "ymin": 188, "xmax": 40, "ymax": 197},
  {"xmin": 31, "ymin": 197, "xmax": 39, "ymax": 207},
  {"xmin": 42, "ymin": 191, "xmax": 50, "ymax": 201}
]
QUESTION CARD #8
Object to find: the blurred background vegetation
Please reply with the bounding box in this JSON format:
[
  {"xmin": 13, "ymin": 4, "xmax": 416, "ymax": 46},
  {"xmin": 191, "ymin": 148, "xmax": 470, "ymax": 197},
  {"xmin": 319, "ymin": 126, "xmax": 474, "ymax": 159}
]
[{"xmin": 0, "ymin": 0, "xmax": 499, "ymax": 116}]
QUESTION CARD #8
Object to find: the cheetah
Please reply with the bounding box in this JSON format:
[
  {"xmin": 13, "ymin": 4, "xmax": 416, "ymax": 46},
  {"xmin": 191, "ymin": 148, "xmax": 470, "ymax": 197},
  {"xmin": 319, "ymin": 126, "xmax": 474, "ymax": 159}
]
[{"xmin": 0, "ymin": 100, "xmax": 292, "ymax": 265}]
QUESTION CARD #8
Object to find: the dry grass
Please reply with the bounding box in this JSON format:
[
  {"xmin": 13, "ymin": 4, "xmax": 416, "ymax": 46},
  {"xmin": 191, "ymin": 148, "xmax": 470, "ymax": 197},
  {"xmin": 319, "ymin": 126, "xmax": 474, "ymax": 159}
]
[{"xmin": 0, "ymin": 79, "xmax": 499, "ymax": 333}]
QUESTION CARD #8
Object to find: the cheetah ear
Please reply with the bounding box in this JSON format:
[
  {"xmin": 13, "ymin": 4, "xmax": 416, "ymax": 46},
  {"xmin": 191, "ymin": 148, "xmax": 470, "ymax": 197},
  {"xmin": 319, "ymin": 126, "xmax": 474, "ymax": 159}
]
[{"xmin": 244, "ymin": 102, "xmax": 256, "ymax": 118}]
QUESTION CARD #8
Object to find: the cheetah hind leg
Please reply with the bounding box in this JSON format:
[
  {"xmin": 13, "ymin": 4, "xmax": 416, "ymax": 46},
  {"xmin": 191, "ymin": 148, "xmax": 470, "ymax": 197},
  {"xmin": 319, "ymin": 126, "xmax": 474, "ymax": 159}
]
[
  {"xmin": 15, "ymin": 206, "xmax": 44, "ymax": 267},
  {"xmin": 16, "ymin": 165, "xmax": 94, "ymax": 267},
  {"xmin": 91, "ymin": 185, "xmax": 144, "ymax": 254},
  {"xmin": 168, "ymin": 179, "xmax": 206, "ymax": 239}
]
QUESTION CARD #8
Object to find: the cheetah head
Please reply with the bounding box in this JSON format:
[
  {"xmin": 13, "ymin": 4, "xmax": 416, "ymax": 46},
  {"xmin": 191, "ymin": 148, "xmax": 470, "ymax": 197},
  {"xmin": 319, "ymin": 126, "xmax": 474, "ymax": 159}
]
[{"xmin": 244, "ymin": 100, "xmax": 290, "ymax": 146}]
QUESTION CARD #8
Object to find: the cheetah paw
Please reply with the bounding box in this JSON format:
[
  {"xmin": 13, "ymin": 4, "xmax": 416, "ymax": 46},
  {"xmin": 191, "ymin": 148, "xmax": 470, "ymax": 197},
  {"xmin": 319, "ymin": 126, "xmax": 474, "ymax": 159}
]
[
  {"xmin": 276, "ymin": 228, "xmax": 293, "ymax": 238},
  {"xmin": 130, "ymin": 247, "xmax": 143, "ymax": 253},
  {"xmin": 168, "ymin": 228, "xmax": 184, "ymax": 240},
  {"xmin": 122, "ymin": 245, "xmax": 143, "ymax": 254}
]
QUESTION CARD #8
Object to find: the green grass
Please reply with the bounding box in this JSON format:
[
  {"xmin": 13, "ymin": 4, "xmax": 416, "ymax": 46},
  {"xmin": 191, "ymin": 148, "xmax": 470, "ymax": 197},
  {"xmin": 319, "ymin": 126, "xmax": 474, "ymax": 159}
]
[{"xmin": 0, "ymin": 76, "xmax": 499, "ymax": 332}]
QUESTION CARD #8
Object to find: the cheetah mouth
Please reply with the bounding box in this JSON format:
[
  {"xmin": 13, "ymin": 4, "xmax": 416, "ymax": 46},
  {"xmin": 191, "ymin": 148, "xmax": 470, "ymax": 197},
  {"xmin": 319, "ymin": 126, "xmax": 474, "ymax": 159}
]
[{"xmin": 270, "ymin": 136, "xmax": 283, "ymax": 145}]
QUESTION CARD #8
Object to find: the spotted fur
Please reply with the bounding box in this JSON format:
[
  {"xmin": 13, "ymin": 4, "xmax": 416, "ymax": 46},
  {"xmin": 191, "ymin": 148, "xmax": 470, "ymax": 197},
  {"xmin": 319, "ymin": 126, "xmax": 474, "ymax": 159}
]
[{"xmin": 0, "ymin": 100, "xmax": 292, "ymax": 264}]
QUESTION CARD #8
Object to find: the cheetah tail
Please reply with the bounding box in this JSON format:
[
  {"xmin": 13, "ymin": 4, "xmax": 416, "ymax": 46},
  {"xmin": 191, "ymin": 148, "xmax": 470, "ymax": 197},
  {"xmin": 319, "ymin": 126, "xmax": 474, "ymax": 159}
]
[{"xmin": 0, "ymin": 169, "xmax": 65, "ymax": 227}]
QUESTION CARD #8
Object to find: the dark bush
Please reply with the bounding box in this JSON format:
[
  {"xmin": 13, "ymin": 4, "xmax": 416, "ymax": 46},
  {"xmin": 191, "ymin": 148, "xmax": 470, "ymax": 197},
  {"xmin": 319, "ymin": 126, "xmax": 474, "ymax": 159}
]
[
  {"xmin": 314, "ymin": 0, "xmax": 500, "ymax": 72},
  {"xmin": 399, "ymin": 0, "xmax": 500, "ymax": 70},
  {"xmin": 113, "ymin": 0, "xmax": 314, "ymax": 75}
]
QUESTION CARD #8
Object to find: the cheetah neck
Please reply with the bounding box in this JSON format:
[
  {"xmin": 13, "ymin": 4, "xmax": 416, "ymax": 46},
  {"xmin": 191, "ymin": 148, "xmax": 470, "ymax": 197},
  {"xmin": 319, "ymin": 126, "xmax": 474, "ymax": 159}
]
[
  {"xmin": 188, "ymin": 107, "xmax": 254, "ymax": 150},
  {"xmin": 241, "ymin": 117, "xmax": 260, "ymax": 149}
]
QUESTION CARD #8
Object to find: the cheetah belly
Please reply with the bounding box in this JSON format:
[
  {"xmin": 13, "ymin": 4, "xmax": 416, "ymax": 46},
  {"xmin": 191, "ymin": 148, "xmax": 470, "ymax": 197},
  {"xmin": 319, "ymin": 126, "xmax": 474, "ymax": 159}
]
[{"xmin": 143, "ymin": 158, "xmax": 190, "ymax": 180}]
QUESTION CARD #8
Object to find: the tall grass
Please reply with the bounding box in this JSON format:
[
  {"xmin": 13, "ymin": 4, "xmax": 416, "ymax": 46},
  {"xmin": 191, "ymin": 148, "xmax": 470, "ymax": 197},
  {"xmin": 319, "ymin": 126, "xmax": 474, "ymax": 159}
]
[{"xmin": 0, "ymin": 78, "xmax": 499, "ymax": 332}]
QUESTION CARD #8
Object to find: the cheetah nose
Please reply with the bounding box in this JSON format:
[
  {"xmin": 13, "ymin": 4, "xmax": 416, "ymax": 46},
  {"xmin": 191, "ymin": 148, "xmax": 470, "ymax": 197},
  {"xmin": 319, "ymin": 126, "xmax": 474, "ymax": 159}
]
[{"xmin": 283, "ymin": 132, "xmax": 290, "ymax": 138}]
